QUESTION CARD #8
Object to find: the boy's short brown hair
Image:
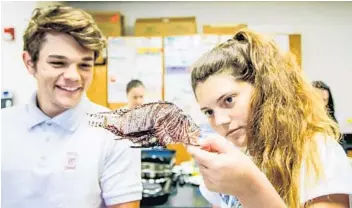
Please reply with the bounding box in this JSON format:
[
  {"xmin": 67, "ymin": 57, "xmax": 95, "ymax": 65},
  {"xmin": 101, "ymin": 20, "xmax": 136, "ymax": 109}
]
[{"xmin": 23, "ymin": 5, "xmax": 106, "ymax": 64}]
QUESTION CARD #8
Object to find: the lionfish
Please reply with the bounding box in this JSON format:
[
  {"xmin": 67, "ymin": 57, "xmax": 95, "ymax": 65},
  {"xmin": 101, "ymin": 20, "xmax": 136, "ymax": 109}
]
[{"xmin": 87, "ymin": 101, "xmax": 200, "ymax": 148}]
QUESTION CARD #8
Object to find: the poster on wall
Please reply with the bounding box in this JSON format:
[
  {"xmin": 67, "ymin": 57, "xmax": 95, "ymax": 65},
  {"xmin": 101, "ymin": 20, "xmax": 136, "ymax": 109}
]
[
  {"xmin": 107, "ymin": 37, "xmax": 163, "ymax": 103},
  {"xmin": 164, "ymin": 35, "xmax": 219, "ymax": 139}
]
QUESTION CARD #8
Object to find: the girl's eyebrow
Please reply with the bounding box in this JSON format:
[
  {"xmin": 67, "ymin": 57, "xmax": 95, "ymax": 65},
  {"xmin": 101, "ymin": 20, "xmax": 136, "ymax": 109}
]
[{"xmin": 200, "ymin": 93, "xmax": 228, "ymax": 111}]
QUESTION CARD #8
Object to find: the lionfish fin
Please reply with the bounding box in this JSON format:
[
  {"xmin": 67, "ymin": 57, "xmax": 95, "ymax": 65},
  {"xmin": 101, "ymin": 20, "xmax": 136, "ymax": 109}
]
[{"xmin": 87, "ymin": 113, "xmax": 107, "ymax": 128}]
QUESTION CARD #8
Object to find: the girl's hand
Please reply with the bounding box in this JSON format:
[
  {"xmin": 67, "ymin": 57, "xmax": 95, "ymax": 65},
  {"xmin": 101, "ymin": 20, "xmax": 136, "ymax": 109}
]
[{"xmin": 187, "ymin": 136, "xmax": 257, "ymax": 196}]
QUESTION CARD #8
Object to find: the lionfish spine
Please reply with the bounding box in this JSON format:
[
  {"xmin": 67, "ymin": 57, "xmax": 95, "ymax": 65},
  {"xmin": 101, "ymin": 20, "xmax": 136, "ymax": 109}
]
[{"xmin": 87, "ymin": 112, "xmax": 107, "ymax": 128}]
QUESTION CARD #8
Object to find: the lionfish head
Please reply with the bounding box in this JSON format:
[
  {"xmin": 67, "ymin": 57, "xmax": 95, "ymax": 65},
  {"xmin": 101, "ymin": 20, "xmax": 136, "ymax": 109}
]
[{"xmin": 184, "ymin": 114, "xmax": 201, "ymax": 146}]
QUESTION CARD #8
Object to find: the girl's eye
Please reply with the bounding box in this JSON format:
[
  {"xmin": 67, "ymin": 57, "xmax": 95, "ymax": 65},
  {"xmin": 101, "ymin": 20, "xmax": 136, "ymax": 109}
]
[
  {"xmin": 223, "ymin": 96, "xmax": 236, "ymax": 108},
  {"xmin": 203, "ymin": 109, "xmax": 214, "ymax": 117},
  {"xmin": 225, "ymin": 96, "xmax": 234, "ymax": 104}
]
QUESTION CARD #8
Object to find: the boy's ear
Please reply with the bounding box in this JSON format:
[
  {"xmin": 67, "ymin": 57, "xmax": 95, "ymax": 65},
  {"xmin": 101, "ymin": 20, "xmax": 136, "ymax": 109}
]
[{"xmin": 22, "ymin": 51, "xmax": 36, "ymax": 75}]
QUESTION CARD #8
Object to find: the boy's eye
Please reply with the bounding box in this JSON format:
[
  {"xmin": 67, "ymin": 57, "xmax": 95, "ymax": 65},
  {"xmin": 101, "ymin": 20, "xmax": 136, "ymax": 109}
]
[
  {"xmin": 50, "ymin": 62, "xmax": 65, "ymax": 67},
  {"xmin": 79, "ymin": 63, "xmax": 92, "ymax": 69}
]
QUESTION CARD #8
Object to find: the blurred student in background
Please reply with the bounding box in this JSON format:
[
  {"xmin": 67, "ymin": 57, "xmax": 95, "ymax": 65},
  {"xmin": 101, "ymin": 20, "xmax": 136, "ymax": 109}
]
[
  {"xmin": 125, "ymin": 79, "xmax": 145, "ymax": 110},
  {"xmin": 313, "ymin": 80, "xmax": 348, "ymax": 149},
  {"xmin": 312, "ymin": 80, "xmax": 337, "ymax": 122}
]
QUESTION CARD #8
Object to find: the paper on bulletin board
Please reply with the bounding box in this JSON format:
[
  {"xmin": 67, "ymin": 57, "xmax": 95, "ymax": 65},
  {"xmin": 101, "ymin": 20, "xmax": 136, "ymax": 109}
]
[
  {"xmin": 164, "ymin": 35, "xmax": 204, "ymax": 106},
  {"xmin": 134, "ymin": 43, "xmax": 163, "ymax": 103},
  {"xmin": 107, "ymin": 37, "xmax": 163, "ymax": 103},
  {"xmin": 192, "ymin": 35, "xmax": 219, "ymax": 63},
  {"xmin": 164, "ymin": 35, "xmax": 218, "ymax": 98},
  {"xmin": 107, "ymin": 38, "xmax": 134, "ymax": 103},
  {"xmin": 164, "ymin": 35, "xmax": 219, "ymax": 137}
]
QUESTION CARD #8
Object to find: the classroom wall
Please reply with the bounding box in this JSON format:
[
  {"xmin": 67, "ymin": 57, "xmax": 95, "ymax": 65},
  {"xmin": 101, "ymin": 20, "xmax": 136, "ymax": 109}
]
[
  {"xmin": 1, "ymin": 1, "xmax": 351, "ymax": 132},
  {"xmin": 1, "ymin": 1, "xmax": 66, "ymax": 105},
  {"xmin": 1, "ymin": 1, "xmax": 38, "ymax": 105}
]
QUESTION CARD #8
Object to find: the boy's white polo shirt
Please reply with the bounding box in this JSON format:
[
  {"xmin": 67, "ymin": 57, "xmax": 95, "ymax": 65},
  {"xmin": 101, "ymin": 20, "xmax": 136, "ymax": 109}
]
[{"xmin": 1, "ymin": 93, "xmax": 142, "ymax": 208}]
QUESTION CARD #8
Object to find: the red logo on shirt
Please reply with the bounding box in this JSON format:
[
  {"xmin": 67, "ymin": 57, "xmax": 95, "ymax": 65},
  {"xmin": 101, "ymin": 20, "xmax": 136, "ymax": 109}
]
[{"xmin": 65, "ymin": 152, "xmax": 78, "ymax": 170}]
